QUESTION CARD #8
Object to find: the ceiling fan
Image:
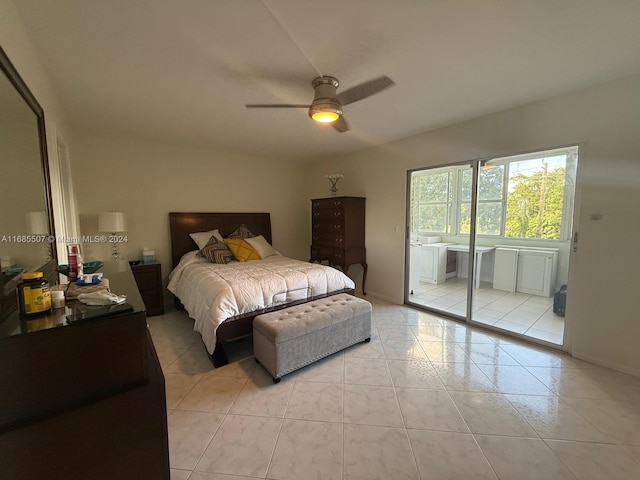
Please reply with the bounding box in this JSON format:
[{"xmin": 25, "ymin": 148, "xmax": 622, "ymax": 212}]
[{"xmin": 245, "ymin": 75, "xmax": 395, "ymax": 132}]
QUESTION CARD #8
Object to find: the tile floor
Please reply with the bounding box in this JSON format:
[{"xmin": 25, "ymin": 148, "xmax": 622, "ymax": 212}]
[
  {"xmin": 410, "ymin": 277, "xmax": 565, "ymax": 345},
  {"xmin": 149, "ymin": 298, "xmax": 640, "ymax": 480}
]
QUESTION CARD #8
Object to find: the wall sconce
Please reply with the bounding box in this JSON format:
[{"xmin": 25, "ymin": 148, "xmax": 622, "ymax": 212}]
[{"xmin": 98, "ymin": 211, "xmax": 127, "ymax": 260}]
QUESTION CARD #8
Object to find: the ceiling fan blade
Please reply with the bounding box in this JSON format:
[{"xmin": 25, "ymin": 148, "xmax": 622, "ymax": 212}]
[
  {"xmin": 332, "ymin": 116, "xmax": 350, "ymax": 133},
  {"xmin": 335, "ymin": 75, "xmax": 395, "ymax": 106},
  {"xmin": 245, "ymin": 104, "xmax": 309, "ymax": 108}
]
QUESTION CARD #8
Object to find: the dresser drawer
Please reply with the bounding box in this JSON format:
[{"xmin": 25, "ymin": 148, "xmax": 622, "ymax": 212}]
[
  {"xmin": 312, "ymin": 232, "xmax": 345, "ymax": 247},
  {"xmin": 312, "ymin": 198, "xmax": 345, "ymax": 210},
  {"xmin": 310, "ymin": 245, "xmax": 343, "ymax": 262},
  {"xmin": 312, "ymin": 208, "xmax": 344, "ymax": 222},
  {"xmin": 310, "ymin": 246, "xmax": 352, "ymax": 266},
  {"xmin": 312, "ymin": 221, "xmax": 345, "ymax": 234}
]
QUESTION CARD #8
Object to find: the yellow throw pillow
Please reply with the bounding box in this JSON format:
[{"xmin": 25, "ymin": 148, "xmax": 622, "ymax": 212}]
[{"xmin": 224, "ymin": 238, "xmax": 261, "ymax": 262}]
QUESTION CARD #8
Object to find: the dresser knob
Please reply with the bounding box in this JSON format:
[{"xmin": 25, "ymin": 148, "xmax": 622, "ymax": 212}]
[
  {"xmin": 333, "ymin": 212, "xmax": 342, "ymax": 217},
  {"xmin": 313, "ymin": 224, "xmax": 320, "ymax": 229},
  {"xmin": 334, "ymin": 201, "xmax": 341, "ymax": 207},
  {"xmin": 336, "ymin": 238, "xmax": 343, "ymax": 243},
  {"xmin": 334, "ymin": 225, "xmax": 340, "ymax": 229},
  {"xmin": 313, "ymin": 212, "xmax": 320, "ymax": 217}
]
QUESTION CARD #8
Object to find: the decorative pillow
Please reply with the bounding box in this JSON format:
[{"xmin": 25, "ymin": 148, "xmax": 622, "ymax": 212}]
[
  {"xmin": 227, "ymin": 224, "xmax": 255, "ymax": 239},
  {"xmin": 224, "ymin": 238, "xmax": 261, "ymax": 262},
  {"xmin": 245, "ymin": 235, "xmax": 278, "ymax": 258},
  {"xmin": 190, "ymin": 229, "xmax": 224, "ymax": 250},
  {"xmin": 198, "ymin": 235, "xmax": 233, "ymax": 264}
]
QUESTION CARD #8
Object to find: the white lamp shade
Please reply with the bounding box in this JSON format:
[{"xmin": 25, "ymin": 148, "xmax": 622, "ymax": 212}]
[
  {"xmin": 98, "ymin": 211, "xmax": 127, "ymax": 232},
  {"xmin": 27, "ymin": 211, "xmax": 49, "ymax": 235}
]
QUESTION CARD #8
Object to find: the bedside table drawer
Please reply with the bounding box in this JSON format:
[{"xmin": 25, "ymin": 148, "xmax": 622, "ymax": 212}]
[
  {"xmin": 133, "ymin": 270, "xmax": 158, "ymax": 292},
  {"xmin": 131, "ymin": 263, "xmax": 164, "ymax": 316}
]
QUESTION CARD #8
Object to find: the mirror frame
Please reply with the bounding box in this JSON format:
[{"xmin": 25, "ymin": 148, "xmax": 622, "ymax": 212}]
[{"xmin": 0, "ymin": 47, "xmax": 57, "ymax": 278}]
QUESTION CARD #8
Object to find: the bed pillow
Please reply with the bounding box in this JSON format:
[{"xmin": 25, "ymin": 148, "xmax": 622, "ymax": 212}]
[
  {"xmin": 190, "ymin": 229, "xmax": 224, "ymax": 249},
  {"xmin": 245, "ymin": 235, "xmax": 278, "ymax": 258},
  {"xmin": 198, "ymin": 235, "xmax": 233, "ymax": 264},
  {"xmin": 227, "ymin": 224, "xmax": 255, "ymax": 239},
  {"xmin": 224, "ymin": 238, "xmax": 261, "ymax": 262}
]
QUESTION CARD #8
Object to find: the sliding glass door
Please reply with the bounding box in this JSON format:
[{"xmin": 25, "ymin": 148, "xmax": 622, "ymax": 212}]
[
  {"xmin": 406, "ymin": 147, "xmax": 578, "ymax": 348},
  {"xmin": 406, "ymin": 163, "xmax": 472, "ymax": 320}
]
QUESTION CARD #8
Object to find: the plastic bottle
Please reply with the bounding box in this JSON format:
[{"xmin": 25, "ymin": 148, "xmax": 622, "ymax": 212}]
[
  {"xmin": 77, "ymin": 247, "xmax": 84, "ymax": 278},
  {"xmin": 51, "ymin": 290, "xmax": 66, "ymax": 309},
  {"xmin": 18, "ymin": 271, "xmax": 51, "ymax": 317},
  {"xmin": 68, "ymin": 244, "xmax": 78, "ymax": 282}
]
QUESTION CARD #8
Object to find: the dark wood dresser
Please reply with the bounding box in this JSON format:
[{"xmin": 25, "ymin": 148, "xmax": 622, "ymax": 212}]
[
  {"xmin": 310, "ymin": 196, "xmax": 367, "ymax": 294},
  {"xmin": 0, "ymin": 261, "xmax": 169, "ymax": 480},
  {"xmin": 131, "ymin": 262, "xmax": 164, "ymax": 316}
]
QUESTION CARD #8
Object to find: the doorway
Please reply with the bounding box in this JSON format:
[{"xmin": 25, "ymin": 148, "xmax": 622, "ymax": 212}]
[{"xmin": 406, "ymin": 146, "xmax": 578, "ymax": 347}]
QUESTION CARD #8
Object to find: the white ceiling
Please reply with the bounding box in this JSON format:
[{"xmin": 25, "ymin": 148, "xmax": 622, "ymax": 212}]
[{"xmin": 13, "ymin": 0, "xmax": 640, "ymax": 161}]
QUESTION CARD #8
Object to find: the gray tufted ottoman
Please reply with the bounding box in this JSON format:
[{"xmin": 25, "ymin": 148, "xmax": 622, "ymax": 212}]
[{"xmin": 253, "ymin": 293, "xmax": 372, "ymax": 382}]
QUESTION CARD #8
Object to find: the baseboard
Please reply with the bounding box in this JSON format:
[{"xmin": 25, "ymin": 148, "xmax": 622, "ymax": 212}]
[
  {"xmin": 571, "ymin": 350, "xmax": 640, "ymax": 378},
  {"xmin": 361, "ymin": 290, "xmax": 402, "ymax": 304}
]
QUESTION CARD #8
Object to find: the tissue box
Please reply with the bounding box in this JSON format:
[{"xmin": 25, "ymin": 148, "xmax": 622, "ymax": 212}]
[{"xmin": 142, "ymin": 251, "xmax": 155, "ymax": 264}]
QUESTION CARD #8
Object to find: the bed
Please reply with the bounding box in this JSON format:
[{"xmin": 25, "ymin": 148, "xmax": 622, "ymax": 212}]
[{"xmin": 167, "ymin": 212, "xmax": 356, "ymax": 366}]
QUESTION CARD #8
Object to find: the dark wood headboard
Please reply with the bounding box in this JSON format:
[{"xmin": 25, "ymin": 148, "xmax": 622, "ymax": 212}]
[{"xmin": 169, "ymin": 212, "xmax": 272, "ymax": 268}]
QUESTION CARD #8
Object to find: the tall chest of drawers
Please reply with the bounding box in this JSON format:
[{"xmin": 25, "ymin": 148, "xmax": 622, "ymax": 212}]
[{"xmin": 310, "ymin": 196, "xmax": 367, "ymax": 294}]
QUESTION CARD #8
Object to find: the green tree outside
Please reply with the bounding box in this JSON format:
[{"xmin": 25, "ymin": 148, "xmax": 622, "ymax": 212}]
[{"xmin": 505, "ymin": 166, "xmax": 566, "ymax": 239}]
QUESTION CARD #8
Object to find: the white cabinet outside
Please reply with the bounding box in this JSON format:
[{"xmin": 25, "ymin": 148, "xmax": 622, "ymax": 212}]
[
  {"xmin": 420, "ymin": 244, "xmax": 451, "ymax": 284},
  {"xmin": 516, "ymin": 249, "xmax": 558, "ymax": 297},
  {"xmin": 494, "ymin": 245, "xmax": 559, "ymax": 297},
  {"xmin": 409, "ymin": 244, "xmax": 422, "ymax": 293}
]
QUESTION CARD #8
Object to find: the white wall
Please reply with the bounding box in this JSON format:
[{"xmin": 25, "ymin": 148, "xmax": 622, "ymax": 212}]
[
  {"xmin": 71, "ymin": 132, "xmax": 309, "ymax": 281},
  {"xmin": 0, "ymin": 1, "xmax": 69, "ymax": 135},
  {"xmin": 307, "ymin": 74, "xmax": 640, "ymax": 376}
]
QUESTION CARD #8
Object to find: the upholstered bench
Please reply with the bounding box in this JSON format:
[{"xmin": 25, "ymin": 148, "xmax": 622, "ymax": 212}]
[{"xmin": 253, "ymin": 293, "xmax": 372, "ymax": 382}]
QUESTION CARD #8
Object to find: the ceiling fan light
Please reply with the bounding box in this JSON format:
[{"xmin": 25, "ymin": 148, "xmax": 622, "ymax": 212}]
[
  {"xmin": 312, "ymin": 111, "xmax": 340, "ymax": 123},
  {"xmin": 309, "ymin": 101, "xmax": 342, "ymax": 124}
]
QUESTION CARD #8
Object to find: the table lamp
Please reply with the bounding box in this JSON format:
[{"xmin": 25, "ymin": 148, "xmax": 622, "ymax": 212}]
[{"xmin": 98, "ymin": 211, "xmax": 127, "ymax": 260}]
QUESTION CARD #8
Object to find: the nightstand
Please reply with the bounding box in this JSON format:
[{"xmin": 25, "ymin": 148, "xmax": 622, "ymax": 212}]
[{"xmin": 131, "ymin": 262, "xmax": 164, "ymax": 316}]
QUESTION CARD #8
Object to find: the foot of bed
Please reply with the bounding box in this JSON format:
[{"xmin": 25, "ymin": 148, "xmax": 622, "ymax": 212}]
[
  {"xmin": 363, "ymin": 337, "xmax": 371, "ymax": 343},
  {"xmin": 210, "ymin": 342, "xmax": 229, "ymax": 368},
  {"xmin": 272, "ymin": 377, "xmax": 281, "ymax": 384}
]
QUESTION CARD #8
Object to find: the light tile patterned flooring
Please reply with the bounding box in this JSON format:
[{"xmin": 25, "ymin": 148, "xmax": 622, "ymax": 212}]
[
  {"xmin": 150, "ymin": 299, "xmax": 640, "ymax": 480},
  {"xmin": 410, "ymin": 277, "xmax": 565, "ymax": 345}
]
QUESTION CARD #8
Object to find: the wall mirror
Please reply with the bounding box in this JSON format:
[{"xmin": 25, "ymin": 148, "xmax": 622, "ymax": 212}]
[{"xmin": 0, "ymin": 47, "xmax": 57, "ymax": 323}]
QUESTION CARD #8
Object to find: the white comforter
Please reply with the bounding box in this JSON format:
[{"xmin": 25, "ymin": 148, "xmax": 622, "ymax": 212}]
[{"xmin": 167, "ymin": 252, "xmax": 355, "ymax": 354}]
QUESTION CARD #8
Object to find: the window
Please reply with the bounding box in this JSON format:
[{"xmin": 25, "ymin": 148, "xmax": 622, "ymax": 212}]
[
  {"xmin": 459, "ymin": 166, "xmax": 505, "ymax": 235},
  {"xmin": 410, "ymin": 169, "xmax": 454, "ymax": 234},
  {"xmin": 410, "ymin": 146, "xmax": 578, "ymax": 241}
]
